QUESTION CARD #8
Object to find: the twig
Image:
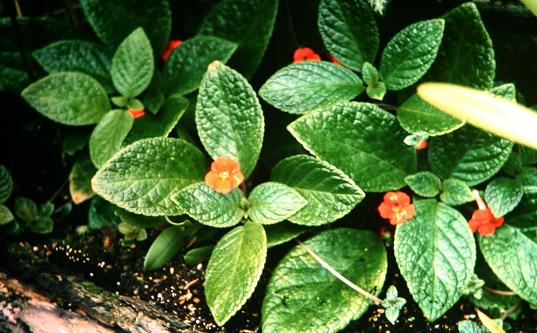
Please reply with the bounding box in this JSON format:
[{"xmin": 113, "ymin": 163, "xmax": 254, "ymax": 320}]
[
  {"xmin": 48, "ymin": 178, "xmax": 69, "ymax": 203},
  {"xmin": 499, "ymin": 302, "xmax": 521, "ymax": 321},
  {"xmin": 375, "ymin": 103, "xmax": 398, "ymax": 111},
  {"xmin": 14, "ymin": 0, "xmax": 22, "ymax": 16},
  {"xmin": 484, "ymin": 286, "xmax": 517, "ymax": 296}
]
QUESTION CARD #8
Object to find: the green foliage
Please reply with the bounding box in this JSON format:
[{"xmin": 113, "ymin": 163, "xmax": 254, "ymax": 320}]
[
  {"xmin": 0, "ymin": 205, "xmax": 14, "ymax": 225},
  {"xmin": 115, "ymin": 208, "xmax": 165, "ymax": 228},
  {"xmin": 89, "ymin": 110, "xmax": 133, "ymax": 168},
  {"xmin": 439, "ymin": 179, "xmax": 474, "ymax": 206},
  {"xmin": 0, "ymin": 165, "xmax": 13, "ymax": 204},
  {"xmin": 69, "ymin": 155, "xmax": 96, "ymax": 205},
  {"xmin": 381, "ymin": 286, "xmax": 406, "ymax": 324},
  {"xmin": 88, "ymin": 196, "xmax": 120, "ymax": 229},
  {"xmin": 265, "ymin": 222, "xmax": 308, "ymax": 248},
  {"xmin": 484, "ymin": 178, "xmax": 523, "ymax": 217},
  {"xmin": 184, "ymin": 245, "xmax": 215, "ymax": 266},
  {"xmin": 247, "ymin": 182, "xmax": 306, "ymax": 225},
  {"xmin": 144, "ymin": 226, "xmax": 188, "ymax": 271},
  {"xmin": 404, "ymin": 172, "xmax": 442, "ymax": 198},
  {"xmin": 361, "ymin": 62, "xmax": 386, "ymax": 100}
]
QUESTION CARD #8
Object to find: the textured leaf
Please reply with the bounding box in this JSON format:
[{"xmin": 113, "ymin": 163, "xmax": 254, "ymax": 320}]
[
  {"xmin": 163, "ymin": 36, "xmax": 237, "ymax": 95},
  {"xmin": 89, "ymin": 110, "xmax": 134, "ymax": 168},
  {"xmin": 397, "ymin": 94, "xmax": 464, "ymax": 136},
  {"xmin": 88, "ymin": 196, "xmax": 120, "ymax": 229},
  {"xmin": 458, "ymin": 320, "xmax": 489, "ymax": 333},
  {"xmin": 479, "ymin": 224, "xmax": 537, "ymax": 306},
  {"xmin": 439, "ymin": 179, "xmax": 474, "ymax": 206},
  {"xmin": 262, "ymin": 228, "xmax": 387, "ymax": 333},
  {"xmin": 259, "ymin": 61, "xmax": 363, "ymax": 114},
  {"xmin": 484, "ymin": 178, "xmax": 523, "ymax": 217},
  {"xmin": 184, "ymin": 246, "xmax": 215, "ymax": 266},
  {"xmin": 288, "ymin": 102, "xmax": 417, "ymax": 192},
  {"xmin": 196, "ymin": 61, "xmax": 263, "ymax": 178},
  {"xmin": 426, "ymin": 3, "xmax": 495, "ymax": 89},
  {"xmin": 404, "ymin": 171, "xmax": 442, "ymax": 198},
  {"xmin": 271, "ymin": 155, "xmax": 364, "ymax": 225},
  {"xmin": 92, "ymin": 138, "xmax": 206, "ymax": 216},
  {"xmin": 22, "ymin": 72, "xmax": 110, "ymax": 126},
  {"xmin": 380, "ymin": 19, "xmax": 444, "ymax": 90},
  {"xmin": 429, "ymin": 126, "xmax": 513, "ymax": 186},
  {"xmin": 247, "ymin": 182, "xmax": 306, "ymax": 225},
  {"xmin": 173, "ymin": 182, "xmax": 244, "ymax": 228},
  {"xmin": 69, "ymin": 155, "xmax": 97, "ymax": 205},
  {"xmin": 318, "ymin": 0, "xmax": 379, "ymax": 71},
  {"xmin": 0, "ymin": 53, "xmax": 30, "ymax": 92},
  {"xmin": 205, "ymin": 221, "xmax": 267, "ymax": 325},
  {"xmin": 0, "ymin": 165, "xmax": 13, "ymax": 204},
  {"xmin": 265, "ymin": 222, "xmax": 308, "ymax": 248},
  {"xmin": 394, "ymin": 200, "xmax": 476, "ymax": 321},
  {"xmin": 0, "ymin": 205, "xmax": 14, "ymax": 225},
  {"xmin": 198, "ymin": 0, "xmax": 278, "ymax": 78},
  {"xmin": 33, "ymin": 40, "xmax": 113, "ymax": 91},
  {"xmin": 505, "ymin": 186, "xmax": 537, "ymax": 232},
  {"xmin": 144, "ymin": 226, "xmax": 188, "ymax": 271},
  {"xmin": 14, "ymin": 197, "xmax": 39, "ymax": 223},
  {"xmin": 111, "ymin": 28, "xmax": 154, "ymax": 97},
  {"xmin": 80, "ymin": 0, "xmax": 171, "ymax": 53}
]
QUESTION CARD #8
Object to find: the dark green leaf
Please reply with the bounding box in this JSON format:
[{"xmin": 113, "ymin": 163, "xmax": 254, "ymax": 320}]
[
  {"xmin": 184, "ymin": 245, "xmax": 215, "ymax": 266},
  {"xmin": 69, "ymin": 155, "xmax": 97, "ymax": 205},
  {"xmin": 0, "ymin": 165, "xmax": 13, "ymax": 204},
  {"xmin": 89, "ymin": 110, "xmax": 134, "ymax": 168},
  {"xmin": 30, "ymin": 216, "xmax": 54, "ymax": 234},
  {"xmin": 404, "ymin": 171, "xmax": 442, "ymax": 198},
  {"xmin": 144, "ymin": 226, "xmax": 188, "ymax": 271},
  {"xmin": 265, "ymin": 222, "xmax": 308, "ymax": 248},
  {"xmin": 439, "ymin": 178, "xmax": 474, "ymax": 206},
  {"xmin": 247, "ymin": 182, "xmax": 306, "ymax": 225},
  {"xmin": 14, "ymin": 197, "xmax": 39, "ymax": 223},
  {"xmin": 484, "ymin": 178, "xmax": 523, "ymax": 217},
  {"xmin": 506, "ymin": 186, "xmax": 537, "ymax": 232},
  {"xmin": 115, "ymin": 208, "xmax": 166, "ymax": 228},
  {"xmin": 0, "ymin": 205, "xmax": 14, "ymax": 225},
  {"xmin": 88, "ymin": 196, "xmax": 120, "ymax": 229},
  {"xmin": 62, "ymin": 131, "xmax": 90, "ymax": 156},
  {"xmin": 39, "ymin": 202, "xmax": 54, "ymax": 217}
]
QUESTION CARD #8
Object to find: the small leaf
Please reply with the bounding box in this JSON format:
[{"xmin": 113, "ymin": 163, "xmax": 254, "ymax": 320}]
[
  {"xmin": 111, "ymin": 28, "xmax": 154, "ymax": 97},
  {"xmin": 404, "ymin": 171, "xmax": 442, "ymax": 198},
  {"xmin": 205, "ymin": 221, "xmax": 267, "ymax": 325},
  {"xmin": 89, "ymin": 110, "xmax": 134, "ymax": 168},
  {"xmin": 88, "ymin": 197, "xmax": 120, "ymax": 229},
  {"xmin": 0, "ymin": 165, "xmax": 14, "ymax": 204},
  {"xmin": 259, "ymin": 61, "xmax": 364, "ymax": 114},
  {"xmin": 484, "ymin": 177, "xmax": 523, "ymax": 217},
  {"xmin": 144, "ymin": 226, "xmax": 188, "ymax": 271},
  {"xmin": 439, "ymin": 179, "xmax": 474, "ymax": 206},
  {"xmin": 265, "ymin": 222, "xmax": 308, "ymax": 248},
  {"xmin": 14, "ymin": 197, "xmax": 39, "ymax": 223},
  {"xmin": 247, "ymin": 182, "xmax": 307, "ymax": 225},
  {"xmin": 381, "ymin": 286, "xmax": 406, "ymax": 324},
  {"xmin": 184, "ymin": 245, "xmax": 215, "ymax": 266},
  {"xmin": 0, "ymin": 205, "xmax": 14, "ymax": 225},
  {"xmin": 30, "ymin": 216, "xmax": 54, "ymax": 234},
  {"xmin": 318, "ymin": 0, "xmax": 379, "ymax": 71},
  {"xmin": 39, "ymin": 202, "xmax": 54, "ymax": 217},
  {"xmin": 69, "ymin": 155, "xmax": 97, "ymax": 205},
  {"xmin": 22, "ymin": 72, "xmax": 110, "ymax": 126},
  {"xmin": 173, "ymin": 182, "xmax": 245, "ymax": 228},
  {"xmin": 366, "ymin": 82, "xmax": 386, "ymax": 101}
]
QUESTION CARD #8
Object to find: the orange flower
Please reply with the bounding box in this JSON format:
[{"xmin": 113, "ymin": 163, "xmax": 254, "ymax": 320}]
[
  {"xmin": 378, "ymin": 191, "xmax": 416, "ymax": 225},
  {"xmin": 128, "ymin": 109, "xmax": 145, "ymax": 119},
  {"xmin": 468, "ymin": 208, "xmax": 505, "ymax": 236},
  {"xmin": 293, "ymin": 47, "xmax": 321, "ymax": 63},
  {"xmin": 205, "ymin": 157, "xmax": 244, "ymax": 194},
  {"xmin": 328, "ymin": 54, "xmax": 341, "ymax": 65},
  {"xmin": 161, "ymin": 39, "xmax": 182, "ymax": 61},
  {"xmin": 415, "ymin": 140, "xmax": 428, "ymax": 150}
]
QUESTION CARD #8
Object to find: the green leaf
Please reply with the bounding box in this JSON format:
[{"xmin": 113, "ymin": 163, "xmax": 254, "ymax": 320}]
[
  {"xmin": 0, "ymin": 165, "xmax": 13, "ymax": 204},
  {"xmin": 265, "ymin": 222, "xmax": 308, "ymax": 248},
  {"xmin": 88, "ymin": 196, "xmax": 120, "ymax": 229},
  {"xmin": 381, "ymin": 286, "xmax": 406, "ymax": 325},
  {"xmin": 247, "ymin": 182, "xmax": 306, "ymax": 225},
  {"xmin": 479, "ymin": 224, "xmax": 537, "ymax": 306},
  {"xmin": 505, "ymin": 186, "xmax": 537, "ymax": 232},
  {"xmin": 380, "ymin": 19, "xmax": 444, "ymax": 90},
  {"xmin": 80, "ymin": 0, "xmax": 171, "ymax": 53},
  {"xmin": 22, "ymin": 72, "xmax": 110, "ymax": 126},
  {"xmin": 196, "ymin": 61, "xmax": 263, "ymax": 178},
  {"xmin": 318, "ymin": 0, "xmax": 379, "ymax": 71},
  {"xmin": 439, "ymin": 179, "xmax": 474, "ymax": 206},
  {"xmin": 89, "ymin": 110, "xmax": 134, "ymax": 168},
  {"xmin": 69, "ymin": 155, "xmax": 96, "ymax": 205},
  {"xmin": 144, "ymin": 226, "xmax": 188, "ymax": 271},
  {"xmin": 111, "ymin": 28, "xmax": 154, "ymax": 98},
  {"xmin": 184, "ymin": 245, "xmax": 215, "ymax": 266},
  {"xmin": 123, "ymin": 96, "xmax": 188, "ymax": 145},
  {"xmin": 259, "ymin": 61, "xmax": 363, "ymax": 114},
  {"xmin": 361, "ymin": 62, "xmax": 380, "ymax": 86},
  {"xmin": 262, "ymin": 228, "xmax": 387, "ymax": 332},
  {"xmin": 395, "ymin": 200, "xmax": 475, "ymax": 321},
  {"xmin": 458, "ymin": 320, "xmax": 489, "ymax": 333},
  {"xmin": 173, "ymin": 182, "xmax": 244, "ymax": 228},
  {"xmin": 288, "ymin": 102, "xmax": 417, "ymax": 192},
  {"xmin": 271, "ymin": 155, "xmax": 364, "ymax": 225},
  {"xmin": 429, "ymin": 126, "xmax": 513, "ymax": 186},
  {"xmin": 39, "ymin": 202, "xmax": 54, "ymax": 217},
  {"xmin": 62, "ymin": 131, "xmax": 90, "ymax": 156},
  {"xmin": 115, "ymin": 208, "xmax": 165, "ymax": 229},
  {"xmin": 404, "ymin": 171, "xmax": 442, "ymax": 198},
  {"xmin": 0, "ymin": 205, "xmax": 14, "ymax": 225},
  {"xmin": 14, "ymin": 197, "xmax": 39, "ymax": 223},
  {"xmin": 397, "ymin": 94, "xmax": 464, "ymax": 136},
  {"xmin": 163, "ymin": 36, "xmax": 237, "ymax": 95},
  {"xmin": 426, "ymin": 3, "xmax": 495, "ymax": 89},
  {"xmin": 30, "ymin": 217, "xmax": 54, "ymax": 234},
  {"xmin": 198, "ymin": 0, "xmax": 278, "ymax": 78},
  {"xmin": 92, "ymin": 138, "xmax": 206, "ymax": 216},
  {"xmin": 366, "ymin": 82, "xmax": 386, "ymax": 101},
  {"xmin": 484, "ymin": 178, "xmax": 523, "ymax": 217},
  {"xmin": 205, "ymin": 221, "xmax": 267, "ymax": 325},
  {"xmin": 33, "ymin": 40, "xmax": 113, "ymax": 91}
]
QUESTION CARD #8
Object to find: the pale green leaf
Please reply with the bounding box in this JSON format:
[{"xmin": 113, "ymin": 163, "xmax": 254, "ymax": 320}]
[
  {"xmin": 404, "ymin": 171, "xmax": 442, "ymax": 198},
  {"xmin": 247, "ymin": 182, "xmax": 306, "ymax": 225},
  {"xmin": 439, "ymin": 179, "xmax": 474, "ymax": 206},
  {"xmin": 89, "ymin": 110, "xmax": 134, "ymax": 168},
  {"xmin": 484, "ymin": 177, "xmax": 523, "ymax": 217}
]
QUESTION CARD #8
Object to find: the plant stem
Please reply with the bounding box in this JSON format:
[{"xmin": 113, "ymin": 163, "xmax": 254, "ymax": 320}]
[
  {"xmin": 499, "ymin": 302, "xmax": 521, "ymax": 321},
  {"xmin": 297, "ymin": 240, "xmax": 382, "ymax": 305},
  {"xmin": 472, "ymin": 189, "xmax": 487, "ymax": 210},
  {"xmin": 484, "ymin": 286, "xmax": 516, "ymax": 296}
]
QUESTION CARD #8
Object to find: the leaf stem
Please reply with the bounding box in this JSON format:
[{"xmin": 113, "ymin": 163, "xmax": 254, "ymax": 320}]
[
  {"xmin": 499, "ymin": 301, "xmax": 521, "ymax": 321},
  {"xmin": 297, "ymin": 240, "xmax": 382, "ymax": 305},
  {"xmin": 472, "ymin": 189, "xmax": 487, "ymax": 210},
  {"xmin": 484, "ymin": 286, "xmax": 516, "ymax": 296}
]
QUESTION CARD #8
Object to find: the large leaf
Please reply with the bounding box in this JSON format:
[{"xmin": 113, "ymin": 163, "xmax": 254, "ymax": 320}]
[
  {"xmin": 318, "ymin": 0, "xmax": 379, "ymax": 71},
  {"xmin": 484, "ymin": 177, "xmax": 523, "ymax": 217},
  {"xmin": 69, "ymin": 155, "xmax": 97, "ymax": 205},
  {"xmin": 92, "ymin": 138, "xmax": 206, "ymax": 216},
  {"xmin": 247, "ymin": 182, "xmax": 306, "ymax": 225},
  {"xmin": 426, "ymin": 2, "xmax": 495, "ymax": 89},
  {"xmin": 89, "ymin": 110, "xmax": 134, "ymax": 168},
  {"xmin": 271, "ymin": 155, "xmax": 364, "ymax": 225},
  {"xmin": 22, "ymin": 72, "xmax": 110, "ymax": 126},
  {"xmin": 33, "ymin": 40, "xmax": 113, "ymax": 91},
  {"xmin": 196, "ymin": 61, "xmax": 264, "ymax": 178},
  {"xmin": 479, "ymin": 224, "xmax": 537, "ymax": 306},
  {"xmin": 173, "ymin": 182, "xmax": 245, "ymax": 228},
  {"xmin": 380, "ymin": 19, "xmax": 444, "ymax": 90},
  {"xmin": 205, "ymin": 221, "xmax": 267, "ymax": 325},
  {"xmin": 111, "ymin": 28, "xmax": 154, "ymax": 97},
  {"xmin": 198, "ymin": 0, "xmax": 278, "ymax": 78},
  {"xmin": 394, "ymin": 200, "xmax": 475, "ymax": 321},
  {"xmin": 262, "ymin": 228, "xmax": 387, "ymax": 333},
  {"xmin": 162, "ymin": 36, "xmax": 237, "ymax": 95},
  {"xmin": 144, "ymin": 226, "xmax": 188, "ymax": 271},
  {"xmin": 80, "ymin": 0, "xmax": 171, "ymax": 53},
  {"xmin": 288, "ymin": 102, "xmax": 416, "ymax": 192},
  {"xmin": 0, "ymin": 165, "xmax": 13, "ymax": 204},
  {"xmin": 259, "ymin": 61, "xmax": 363, "ymax": 114}
]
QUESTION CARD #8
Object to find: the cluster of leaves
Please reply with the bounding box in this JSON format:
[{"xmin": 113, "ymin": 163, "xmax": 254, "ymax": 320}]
[{"xmin": 7, "ymin": 0, "xmax": 537, "ymax": 332}]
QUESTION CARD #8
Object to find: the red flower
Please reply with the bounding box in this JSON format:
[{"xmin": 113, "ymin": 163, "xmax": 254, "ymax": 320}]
[
  {"xmin": 128, "ymin": 109, "xmax": 145, "ymax": 119},
  {"xmin": 378, "ymin": 191, "xmax": 416, "ymax": 225},
  {"xmin": 328, "ymin": 54, "xmax": 341, "ymax": 65},
  {"xmin": 205, "ymin": 157, "xmax": 244, "ymax": 194},
  {"xmin": 161, "ymin": 39, "xmax": 182, "ymax": 61},
  {"xmin": 293, "ymin": 47, "xmax": 321, "ymax": 63},
  {"xmin": 468, "ymin": 208, "xmax": 505, "ymax": 236},
  {"xmin": 415, "ymin": 140, "xmax": 428, "ymax": 150}
]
